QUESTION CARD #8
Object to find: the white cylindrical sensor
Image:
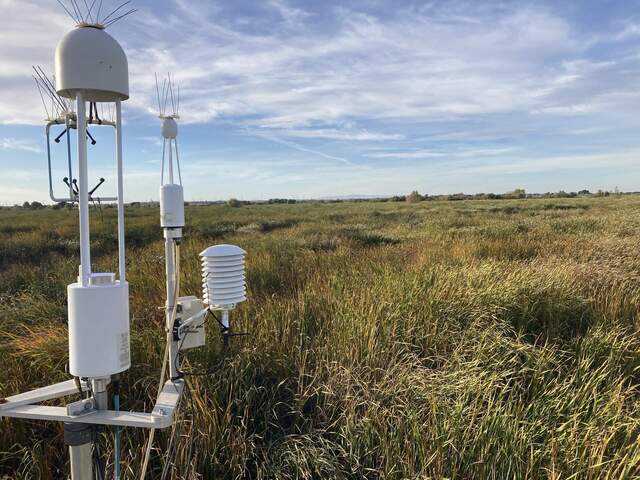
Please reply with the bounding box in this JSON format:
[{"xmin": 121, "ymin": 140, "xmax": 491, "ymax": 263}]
[
  {"xmin": 67, "ymin": 275, "xmax": 130, "ymax": 378},
  {"xmin": 160, "ymin": 184, "xmax": 185, "ymax": 228}
]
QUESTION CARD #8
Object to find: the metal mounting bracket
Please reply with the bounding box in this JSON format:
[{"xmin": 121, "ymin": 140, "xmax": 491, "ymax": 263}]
[{"xmin": 0, "ymin": 379, "xmax": 183, "ymax": 430}]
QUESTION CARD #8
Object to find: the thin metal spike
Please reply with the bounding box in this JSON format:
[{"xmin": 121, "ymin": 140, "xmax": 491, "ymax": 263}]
[
  {"xmin": 34, "ymin": 77, "xmax": 51, "ymax": 120},
  {"xmin": 35, "ymin": 66, "xmax": 63, "ymax": 105},
  {"xmin": 76, "ymin": 0, "xmax": 87, "ymax": 22},
  {"xmin": 161, "ymin": 78, "xmax": 167, "ymax": 116},
  {"xmin": 75, "ymin": 0, "xmax": 86, "ymax": 22},
  {"xmin": 155, "ymin": 73, "xmax": 162, "ymax": 115},
  {"xmin": 66, "ymin": 0, "xmax": 80, "ymax": 21},
  {"xmin": 82, "ymin": 0, "xmax": 91, "ymax": 22},
  {"xmin": 101, "ymin": 0, "xmax": 130, "ymax": 23},
  {"xmin": 33, "ymin": 67, "xmax": 66, "ymax": 112},
  {"xmin": 69, "ymin": 0, "xmax": 83, "ymax": 23},
  {"xmin": 96, "ymin": 0, "xmax": 103, "ymax": 23},
  {"xmin": 56, "ymin": 0, "xmax": 79, "ymax": 23},
  {"xmin": 176, "ymin": 84, "xmax": 180, "ymax": 116},
  {"xmin": 103, "ymin": 8, "xmax": 137, "ymax": 27},
  {"xmin": 87, "ymin": 0, "xmax": 98, "ymax": 23},
  {"xmin": 168, "ymin": 73, "xmax": 176, "ymax": 115},
  {"xmin": 163, "ymin": 77, "xmax": 170, "ymax": 117}
]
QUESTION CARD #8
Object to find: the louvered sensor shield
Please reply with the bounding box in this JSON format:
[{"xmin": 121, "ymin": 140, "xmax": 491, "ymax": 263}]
[{"xmin": 200, "ymin": 244, "xmax": 247, "ymax": 308}]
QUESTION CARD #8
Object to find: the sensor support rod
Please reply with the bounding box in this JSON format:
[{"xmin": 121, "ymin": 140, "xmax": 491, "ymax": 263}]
[
  {"xmin": 65, "ymin": 117, "xmax": 73, "ymax": 199},
  {"xmin": 76, "ymin": 93, "xmax": 91, "ymax": 286},
  {"xmin": 164, "ymin": 233, "xmax": 180, "ymax": 380},
  {"xmin": 116, "ymin": 100, "xmax": 126, "ymax": 281}
]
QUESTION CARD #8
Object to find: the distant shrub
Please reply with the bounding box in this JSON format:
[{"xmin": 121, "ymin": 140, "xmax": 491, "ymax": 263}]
[
  {"xmin": 504, "ymin": 188, "xmax": 526, "ymax": 199},
  {"xmin": 227, "ymin": 198, "xmax": 242, "ymax": 207},
  {"xmin": 406, "ymin": 190, "xmax": 423, "ymax": 203}
]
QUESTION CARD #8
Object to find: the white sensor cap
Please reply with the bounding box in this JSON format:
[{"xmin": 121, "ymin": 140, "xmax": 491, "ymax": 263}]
[{"xmin": 55, "ymin": 26, "xmax": 129, "ymax": 102}]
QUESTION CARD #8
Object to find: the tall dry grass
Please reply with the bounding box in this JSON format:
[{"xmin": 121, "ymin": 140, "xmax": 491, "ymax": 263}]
[{"xmin": 1, "ymin": 197, "xmax": 639, "ymax": 479}]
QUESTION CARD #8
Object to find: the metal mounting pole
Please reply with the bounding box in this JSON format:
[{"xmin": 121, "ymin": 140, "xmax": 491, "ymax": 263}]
[
  {"xmin": 65, "ymin": 116, "xmax": 74, "ymax": 198},
  {"xmin": 164, "ymin": 234, "xmax": 179, "ymax": 379},
  {"xmin": 115, "ymin": 101, "xmax": 126, "ymax": 282},
  {"xmin": 68, "ymin": 438, "xmax": 93, "ymax": 480},
  {"xmin": 168, "ymin": 138, "xmax": 174, "ymax": 184},
  {"xmin": 76, "ymin": 94, "xmax": 91, "ymax": 286}
]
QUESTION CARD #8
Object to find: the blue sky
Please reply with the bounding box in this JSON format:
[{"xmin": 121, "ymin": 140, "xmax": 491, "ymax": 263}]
[{"xmin": 3, "ymin": 0, "xmax": 640, "ymax": 203}]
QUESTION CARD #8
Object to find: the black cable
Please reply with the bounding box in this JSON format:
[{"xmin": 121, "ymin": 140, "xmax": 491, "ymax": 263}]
[
  {"xmin": 92, "ymin": 427, "xmax": 106, "ymax": 480},
  {"xmin": 174, "ymin": 308, "xmax": 246, "ymax": 377}
]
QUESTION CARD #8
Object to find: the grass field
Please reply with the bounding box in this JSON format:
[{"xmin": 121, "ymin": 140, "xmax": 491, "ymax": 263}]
[{"xmin": 1, "ymin": 196, "xmax": 640, "ymax": 479}]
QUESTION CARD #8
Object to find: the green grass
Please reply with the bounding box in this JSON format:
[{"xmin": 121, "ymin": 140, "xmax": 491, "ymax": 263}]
[{"xmin": 1, "ymin": 196, "xmax": 640, "ymax": 479}]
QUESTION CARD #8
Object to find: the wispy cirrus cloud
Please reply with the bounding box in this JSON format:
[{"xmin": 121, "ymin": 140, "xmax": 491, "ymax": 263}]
[
  {"xmin": 367, "ymin": 147, "xmax": 519, "ymax": 160},
  {"xmin": 1, "ymin": 137, "xmax": 41, "ymax": 153}
]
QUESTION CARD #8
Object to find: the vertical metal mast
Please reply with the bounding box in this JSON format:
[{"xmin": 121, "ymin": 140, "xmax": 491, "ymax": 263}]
[
  {"xmin": 76, "ymin": 94, "xmax": 91, "ymax": 286},
  {"xmin": 116, "ymin": 100, "xmax": 126, "ymax": 282}
]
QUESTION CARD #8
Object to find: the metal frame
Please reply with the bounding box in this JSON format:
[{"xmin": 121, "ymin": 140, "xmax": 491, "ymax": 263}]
[
  {"xmin": 46, "ymin": 115, "xmax": 118, "ymax": 204},
  {"xmin": 0, "ymin": 379, "xmax": 183, "ymax": 430}
]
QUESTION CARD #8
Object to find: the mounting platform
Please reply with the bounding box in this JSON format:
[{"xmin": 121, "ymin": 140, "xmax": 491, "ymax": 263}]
[{"xmin": 0, "ymin": 378, "xmax": 183, "ymax": 429}]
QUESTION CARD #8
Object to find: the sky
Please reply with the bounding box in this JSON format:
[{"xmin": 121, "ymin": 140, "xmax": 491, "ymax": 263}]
[{"xmin": 2, "ymin": 0, "xmax": 640, "ymax": 203}]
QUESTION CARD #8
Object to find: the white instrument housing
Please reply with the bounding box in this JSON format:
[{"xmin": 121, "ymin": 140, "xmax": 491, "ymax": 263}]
[
  {"xmin": 160, "ymin": 184, "xmax": 185, "ymax": 228},
  {"xmin": 67, "ymin": 274, "xmax": 130, "ymax": 378}
]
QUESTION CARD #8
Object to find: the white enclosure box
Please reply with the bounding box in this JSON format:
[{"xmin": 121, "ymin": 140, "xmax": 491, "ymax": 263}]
[
  {"xmin": 177, "ymin": 296, "xmax": 206, "ymax": 350},
  {"xmin": 67, "ymin": 276, "xmax": 130, "ymax": 378},
  {"xmin": 55, "ymin": 26, "xmax": 129, "ymax": 102},
  {"xmin": 161, "ymin": 117, "xmax": 178, "ymax": 139},
  {"xmin": 160, "ymin": 184, "xmax": 185, "ymax": 228}
]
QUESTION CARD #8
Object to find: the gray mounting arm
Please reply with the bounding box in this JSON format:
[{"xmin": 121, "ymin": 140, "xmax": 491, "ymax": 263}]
[{"xmin": 0, "ymin": 378, "xmax": 183, "ymax": 429}]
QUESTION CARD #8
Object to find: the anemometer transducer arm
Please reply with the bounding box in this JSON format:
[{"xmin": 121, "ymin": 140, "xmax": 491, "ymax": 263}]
[{"xmin": 46, "ymin": 118, "xmax": 117, "ymax": 203}]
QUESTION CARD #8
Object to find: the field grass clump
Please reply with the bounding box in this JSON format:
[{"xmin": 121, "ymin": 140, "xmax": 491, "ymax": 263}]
[{"xmin": 1, "ymin": 196, "xmax": 640, "ymax": 478}]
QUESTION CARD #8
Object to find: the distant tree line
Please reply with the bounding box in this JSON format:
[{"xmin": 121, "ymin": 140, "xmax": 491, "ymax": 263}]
[
  {"xmin": 385, "ymin": 188, "xmax": 626, "ymax": 203},
  {"xmin": 5, "ymin": 187, "xmax": 631, "ymax": 210}
]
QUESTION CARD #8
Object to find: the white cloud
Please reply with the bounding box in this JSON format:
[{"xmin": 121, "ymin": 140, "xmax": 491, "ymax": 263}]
[
  {"xmin": 367, "ymin": 146, "xmax": 519, "ymax": 159},
  {"xmin": 3, "ymin": 1, "xmax": 638, "ymax": 134},
  {"xmin": 445, "ymin": 150, "xmax": 640, "ymax": 176},
  {"xmin": 0, "ymin": 137, "xmax": 41, "ymax": 153}
]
